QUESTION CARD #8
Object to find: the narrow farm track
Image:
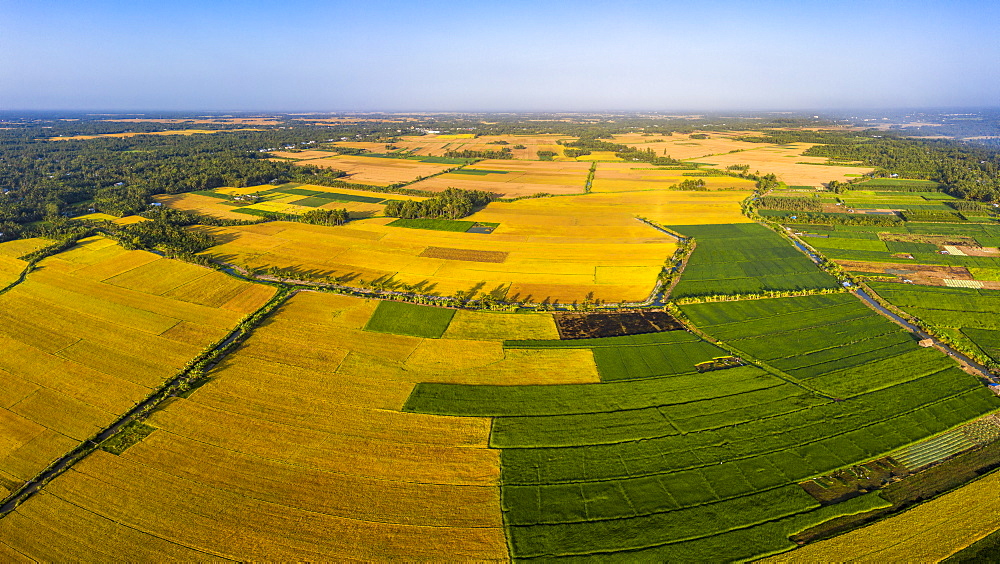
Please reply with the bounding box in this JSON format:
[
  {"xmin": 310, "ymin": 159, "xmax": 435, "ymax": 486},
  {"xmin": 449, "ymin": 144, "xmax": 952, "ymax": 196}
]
[
  {"xmin": 785, "ymin": 228, "xmax": 997, "ymax": 380},
  {"xmin": 0, "ymin": 285, "xmax": 296, "ymax": 516}
]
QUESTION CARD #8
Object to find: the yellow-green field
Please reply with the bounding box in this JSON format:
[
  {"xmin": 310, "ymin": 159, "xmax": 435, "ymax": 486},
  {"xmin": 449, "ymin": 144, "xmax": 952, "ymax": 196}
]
[
  {"xmin": 270, "ymin": 153, "xmax": 457, "ymax": 186},
  {"xmin": 0, "ymin": 238, "xmax": 51, "ymax": 288},
  {"xmin": 0, "ymin": 291, "xmax": 599, "ymax": 560},
  {"xmin": 592, "ymin": 163, "xmax": 757, "ymax": 192},
  {"xmin": 768, "ymin": 470, "xmax": 1000, "ymax": 562},
  {"xmin": 0, "ymin": 236, "xmax": 274, "ymax": 495},
  {"xmin": 407, "ymin": 159, "xmax": 591, "ymax": 197}
]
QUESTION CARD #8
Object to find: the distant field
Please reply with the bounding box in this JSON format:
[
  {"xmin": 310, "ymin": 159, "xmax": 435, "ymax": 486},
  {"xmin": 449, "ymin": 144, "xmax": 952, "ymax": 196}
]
[
  {"xmin": 592, "ymin": 163, "xmax": 757, "ymax": 192},
  {"xmin": 270, "ymin": 153, "xmax": 455, "ymax": 186},
  {"xmin": 330, "ymin": 134, "xmax": 570, "ymax": 160},
  {"xmin": 407, "ymin": 159, "xmax": 591, "ymax": 197},
  {"xmin": 0, "ymin": 236, "xmax": 274, "ymax": 498},
  {"xmin": 155, "ymin": 183, "xmax": 421, "ymax": 220},
  {"xmin": 44, "ymin": 128, "xmax": 260, "ymax": 141},
  {"xmin": 193, "ymin": 189, "xmax": 756, "ymax": 303}
]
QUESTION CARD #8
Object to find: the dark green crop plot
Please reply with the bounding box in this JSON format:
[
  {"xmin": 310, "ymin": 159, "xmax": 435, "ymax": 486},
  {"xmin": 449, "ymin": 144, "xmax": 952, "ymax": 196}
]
[
  {"xmin": 386, "ymin": 218, "xmax": 477, "ymax": 232},
  {"xmin": 854, "ymin": 178, "xmax": 943, "ymax": 190},
  {"xmin": 505, "ymin": 330, "xmax": 726, "ymax": 381},
  {"xmin": 362, "ymin": 300, "xmax": 455, "ymax": 338},
  {"xmin": 450, "ymin": 169, "xmax": 511, "ymax": 175},
  {"xmin": 401, "ymin": 291, "xmax": 998, "ymax": 560},
  {"xmin": 405, "ymin": 365, "xmax": 781, "ymax": 417},
  {"xmin": 668, "ymin": 223, "xmax": 839, "ymax": 298},
  {"xmin": 680, "ymin": 293, "xmax": 948, "ymax": 396},
  {"xmin": 271, "ymin": 187, "xmax": 386, "ymax": 203},
  {"xmin": 290, "ymin": 196, "xmax": 334, "ymax": 207}
]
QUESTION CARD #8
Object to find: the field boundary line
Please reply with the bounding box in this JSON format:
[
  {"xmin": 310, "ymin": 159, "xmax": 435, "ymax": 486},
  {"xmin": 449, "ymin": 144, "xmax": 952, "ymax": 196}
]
[
  {"xmin": 50, "ymin": 489, "xmax": 235, "ymax": 561},
  {"xmin": 666, "ymin": 303, "xmax": 835, "ymax": 400}
]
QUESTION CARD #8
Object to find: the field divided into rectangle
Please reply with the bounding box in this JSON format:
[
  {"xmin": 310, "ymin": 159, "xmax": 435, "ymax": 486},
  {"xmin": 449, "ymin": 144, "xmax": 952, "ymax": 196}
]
[
  {"xmin": 0, "ymin": 292, "xmax": 613, "ymax": 561},
  {"xmin": 869, "ymin": 282, "xmax": 1000, "ymax": 362},
  {"xmin": 680, "ymin": 293, "xmax": 941, "ymax": 397},
  {"xmin": 401, "ymin": 290, "xmax": 998, "ymax": 559},
  {"xmin": 668, "ymin": 223, "xmax": 840, "ymax": 298}
]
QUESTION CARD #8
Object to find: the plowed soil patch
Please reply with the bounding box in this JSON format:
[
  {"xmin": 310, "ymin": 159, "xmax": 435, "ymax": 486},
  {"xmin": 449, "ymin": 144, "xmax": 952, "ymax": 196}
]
[{"xmin": 419, "ymin": 247, "xmax": 509, "ymax": 263}]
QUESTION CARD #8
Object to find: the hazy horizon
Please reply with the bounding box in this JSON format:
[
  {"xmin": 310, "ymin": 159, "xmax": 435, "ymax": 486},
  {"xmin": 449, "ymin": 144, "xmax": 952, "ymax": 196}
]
[{"xmin": 3, "ymin": 0, "xmax": 998, "ymax": 112}]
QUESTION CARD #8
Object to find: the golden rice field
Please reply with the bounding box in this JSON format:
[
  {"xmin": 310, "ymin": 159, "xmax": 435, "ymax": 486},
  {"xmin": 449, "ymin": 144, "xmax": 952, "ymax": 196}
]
[
  {"xmin": 0, "ymin": 239, "xmax": 50, "ymax": 288},
  {"xmin": 330, "ymin": 133, "xmax": 572, "ymax": 160},
  {"xmin": 156, "ymin": 183, "xmax": 422, "ymax": 221},
  {"xmin": 271, "ymin": 153, "xmax": 456, "ymax": 186},
  {"xmin": 767, "ymin": 470, "xmax": 1000, "ymax": 563},
  {"xmin": 607, "ymin": 132, "xmax": 765, "ymax": 160},
  {"xmin": 592, "ymin": 163, "xmax": 757, "ymax": 192},
  {"xmin": 71, "ymin": 212, "xmax": 150, "ymax": 225},
  {"xmin": 691, "ymin": 143, "xmax": 876, "ymax": 186},
  {"xmin": 407, "ymin": 159, "xmax": 591, "ymax": 197},
  {"xmin": 0, "ymin": 291, "xmax": 599, "ymax": 560},
  {"xmin": 45, "ymin": 129, "xmax": 260, "ymax": 141},
  {"xmin": 0, "ymin": 236, "xmax": 274, "ymax": 494},
  {"xmin": 604, "ymin": 132, "xmax": 875, "ymax": 186},
  {"xmin": 199, "ymin": 190, "xmax": 747, "ymax": 302}
]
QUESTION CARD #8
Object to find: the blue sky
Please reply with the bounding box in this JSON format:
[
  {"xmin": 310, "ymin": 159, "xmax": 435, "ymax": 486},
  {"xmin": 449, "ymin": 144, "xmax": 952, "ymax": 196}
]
[{"xmin": 2, "ymin": 0, "xmax": 998, "ymax": 111}]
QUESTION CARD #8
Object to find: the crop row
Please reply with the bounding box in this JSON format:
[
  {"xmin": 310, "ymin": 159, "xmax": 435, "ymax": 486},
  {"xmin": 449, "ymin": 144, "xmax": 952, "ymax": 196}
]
[{"xmin": 667, "ymin": 223, "xmax": 840, "ymax": 298}]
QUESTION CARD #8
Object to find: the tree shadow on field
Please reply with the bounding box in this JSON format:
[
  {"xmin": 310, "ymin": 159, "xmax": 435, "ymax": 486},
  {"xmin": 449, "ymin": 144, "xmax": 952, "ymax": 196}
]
[
  {"xmin": 207, "ymin": 231, "xmax": 241, "ymax": 245},
  {"xmin": 404, "ymin": 279, "xmax": 439, "ymax": 294},
  {"xmin": 464, "ymin": 281, "xmax": 487, "ymax": 300},
  {"xmin": 487, "ymin": 283, "xmax": 510, "ymax": 300}
]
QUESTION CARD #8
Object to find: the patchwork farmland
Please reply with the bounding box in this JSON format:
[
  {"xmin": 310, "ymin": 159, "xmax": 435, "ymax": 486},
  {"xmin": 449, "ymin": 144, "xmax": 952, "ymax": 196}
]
[{"xmin": 2, "ymin": 115, "xmax": 1000, "ymax": 562}]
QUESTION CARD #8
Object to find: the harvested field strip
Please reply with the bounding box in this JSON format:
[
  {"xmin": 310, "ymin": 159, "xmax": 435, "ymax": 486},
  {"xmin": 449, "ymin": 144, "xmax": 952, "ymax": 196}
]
[
  {"xmin": 419, "ymin": 246, "xmax": 509, "ymax": 263},
  {"xmin": 506, "ymin": 330, "xmax": 700, "ymax": 349},
  {"xmin": 767, "ymin": 469, "xmax": 1000, "ymax": 562},
  {"xmin": 554, "ymin": 311, "xmax": 683, "ymax": 339}
]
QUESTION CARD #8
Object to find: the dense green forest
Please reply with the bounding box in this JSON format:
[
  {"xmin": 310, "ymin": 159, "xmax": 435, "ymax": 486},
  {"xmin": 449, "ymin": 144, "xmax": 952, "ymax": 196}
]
[
  {"xmin": 738, "ymin": 130, "xmax": 1000, "ymax": 202},
  {"xmin": 0, "ymin": 121, "xmax": 414, "ymax": 240}
]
